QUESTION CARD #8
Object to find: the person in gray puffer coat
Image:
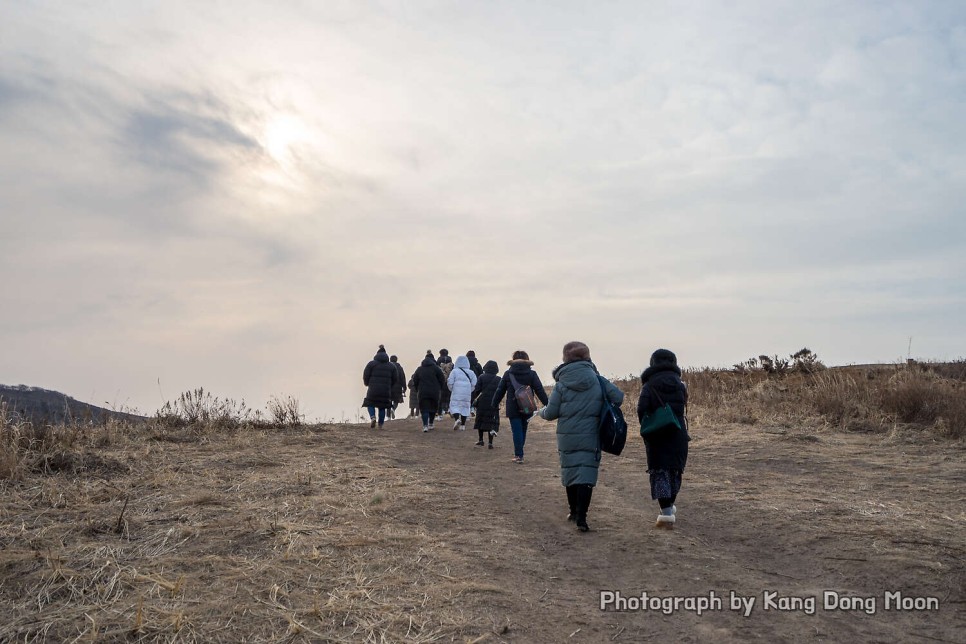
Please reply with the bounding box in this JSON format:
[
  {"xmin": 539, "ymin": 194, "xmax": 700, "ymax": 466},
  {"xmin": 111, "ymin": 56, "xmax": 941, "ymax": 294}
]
[{"xmin": 540, "ymin": 341, "xmax": 624, "ymax": 532}]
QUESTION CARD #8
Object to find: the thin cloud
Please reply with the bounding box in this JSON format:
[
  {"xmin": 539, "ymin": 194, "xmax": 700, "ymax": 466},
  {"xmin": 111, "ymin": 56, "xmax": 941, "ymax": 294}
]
[{"xmin": 1, "ymin": 1, "xmax": 964, "ymax": 418}]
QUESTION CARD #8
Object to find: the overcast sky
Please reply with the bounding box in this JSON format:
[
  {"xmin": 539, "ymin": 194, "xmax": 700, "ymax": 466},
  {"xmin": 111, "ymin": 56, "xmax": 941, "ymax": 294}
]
[{"xmin": 2, "ymin": 1, "xmax": 964, "ymax": 420}]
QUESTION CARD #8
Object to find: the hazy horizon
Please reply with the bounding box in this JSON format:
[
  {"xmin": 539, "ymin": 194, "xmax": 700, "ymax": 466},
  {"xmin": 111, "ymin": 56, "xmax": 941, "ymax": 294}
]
[{"xmin": 3, "ymin": 1, "xmax": 964, "ymax": 420}]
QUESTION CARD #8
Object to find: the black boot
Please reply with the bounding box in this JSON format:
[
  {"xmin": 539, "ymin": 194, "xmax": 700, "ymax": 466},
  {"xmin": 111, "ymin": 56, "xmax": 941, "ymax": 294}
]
[
  {"xmin": 566, "ymin": 486, "xmax": 577, "ymax": 522},
  {"xmin": 576, "ymin": 485, "xmax": 593, "ymax": 532}
]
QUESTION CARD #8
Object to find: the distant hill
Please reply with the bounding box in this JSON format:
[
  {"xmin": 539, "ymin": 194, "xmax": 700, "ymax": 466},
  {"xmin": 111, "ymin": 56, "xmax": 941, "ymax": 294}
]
[{"xmin": 0, "ymin": 385, "xmax": 146, "ymax": 425}]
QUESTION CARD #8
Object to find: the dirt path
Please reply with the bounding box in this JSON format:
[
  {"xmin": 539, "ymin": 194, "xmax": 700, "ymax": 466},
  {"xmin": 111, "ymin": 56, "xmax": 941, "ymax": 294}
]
[
  {"xmin": 369, "ymin": 414, "xmax": 965, "ymax": 642},
  {"xmin": 1, "ymin": 415, "xmax": 963, "ymax": 642}
]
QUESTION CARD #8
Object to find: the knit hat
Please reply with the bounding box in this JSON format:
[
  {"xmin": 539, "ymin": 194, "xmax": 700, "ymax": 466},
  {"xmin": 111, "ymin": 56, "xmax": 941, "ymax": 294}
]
[{"xmin": 649, "ymin": 348, "xmax": 678, "ymax": 367}]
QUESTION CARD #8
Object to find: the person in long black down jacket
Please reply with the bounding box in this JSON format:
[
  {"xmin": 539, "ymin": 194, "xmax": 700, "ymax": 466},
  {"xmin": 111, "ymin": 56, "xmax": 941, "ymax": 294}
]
[
  {"xmin": 412, "ymin": 351, "xmax": 447, "ymax": 432},
  {"xmin": 493, "ymin": 350, "xmax": 549, "ymax": 463},
  {"xmin": 471, "ymin": 360, "xmax": 502, "ymax": 448},
  {"xmin": 363, "ymin": 345, "xmax": 398, "ymax": 429},
  {"xmin": 637, "ymin": 349, "xmax": 690, "ymax": 529},
  {"xmin": 389, "ymin": 355, "xmax": 406, "ymax": 419}
]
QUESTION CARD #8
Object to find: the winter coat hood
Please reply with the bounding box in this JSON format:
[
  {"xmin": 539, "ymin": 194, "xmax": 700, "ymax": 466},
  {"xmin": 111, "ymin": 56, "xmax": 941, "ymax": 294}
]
[
  {"xmin": 641, "ymin": 348, "xmax": 681, "ymax": 382},
  {"xmin": 421, "ymin": 356, "xmax": 437, "ymax": 367},
  {"xmin": 507, "ymin": 358, "xmax": 534, "ymax": 367},
  {"xmin": 483, "ymin": 360, "xmax": 499, "ymax": 375},
  {"xmin": 551, "ymin": 359, "xmax": 600, "ymax": 392},
  {"xmin": 455, "ymin": 355, "xmax": 471, "ymax": 370},
  {"xmin": 374, "ymin": 351, "xmax": 390, "ymax": 363}
]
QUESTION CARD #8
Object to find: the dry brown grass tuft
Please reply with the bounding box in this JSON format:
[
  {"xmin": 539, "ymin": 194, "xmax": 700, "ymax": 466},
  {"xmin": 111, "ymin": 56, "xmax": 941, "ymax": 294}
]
[
  {"xmin": 612, "ymin": 361, "xmax": 966, "ymax": 439},
  {"xmin": 0, "ymin": 419, "xmax": 504, "ymax": 642}
]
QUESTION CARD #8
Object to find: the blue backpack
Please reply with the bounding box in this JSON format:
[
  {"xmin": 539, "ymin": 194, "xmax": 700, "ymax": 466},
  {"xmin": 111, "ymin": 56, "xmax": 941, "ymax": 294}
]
[{"xmin": 597, "ymin": 376, "xmax": 627, "ymax": 456}]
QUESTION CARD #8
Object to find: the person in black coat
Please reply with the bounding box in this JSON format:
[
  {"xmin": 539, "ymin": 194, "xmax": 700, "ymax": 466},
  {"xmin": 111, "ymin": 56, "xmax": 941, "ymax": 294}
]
[
  {"xmin": 412, "ymin": 352, "xmax": 447, "ymax": 431},
  {"xmin": 436, "ymin": 349, "xmax": 453, "ymax": 367},
  {"xmin": 363, "ymin": 345, "xmax": 397, "ymax": 428},
  {"xmin": 493, "ymin": 350, "xmax": 549, "ymax": 463},
  {"xmin": 407, "ymin": 375, "xmax": 419, "ymax": 417},
  {"xmin": 389, "ymin": 355, "xmax": 406, "ymax": 419},
  {"xmin": 637, "ymin": 348, "xmax": 690, "ymax": 529},
  {"xmin": 466, "ymin": 350, "xmax": 484, "ymax": 416},
  {"xmin": 471, "ymin": 360, "xmax": 502, "ymax": 448},
  {"xmin": 437, "ymin": 358, "xmax": 454, "ymax": 418},
  {"xmin": 466, "ymin": 350, "xmax": 484, "ymax": 377}
]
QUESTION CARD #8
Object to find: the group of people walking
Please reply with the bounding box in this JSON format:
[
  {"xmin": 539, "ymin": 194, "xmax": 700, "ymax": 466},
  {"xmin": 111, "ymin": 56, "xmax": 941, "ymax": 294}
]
[{"xmin": 361, "ymin": 342, "xmax": 690, "ymax": 532}]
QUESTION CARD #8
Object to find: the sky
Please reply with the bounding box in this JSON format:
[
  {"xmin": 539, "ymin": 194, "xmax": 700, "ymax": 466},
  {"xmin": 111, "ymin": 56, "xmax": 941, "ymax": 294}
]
[{"xmin": 2, "ymin": 0, "xmax": 964, "ymax": 421}]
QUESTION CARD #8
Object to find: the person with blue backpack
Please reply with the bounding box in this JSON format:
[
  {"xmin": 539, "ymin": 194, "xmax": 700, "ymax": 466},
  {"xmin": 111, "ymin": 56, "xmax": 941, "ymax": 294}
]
[
  {"xmin": 539, "ymin": 341, "xmax": 624, "ymax": 532},
  {"xmin": 637, "ymin": 348, "xmax": 690, "ymax": 529}
]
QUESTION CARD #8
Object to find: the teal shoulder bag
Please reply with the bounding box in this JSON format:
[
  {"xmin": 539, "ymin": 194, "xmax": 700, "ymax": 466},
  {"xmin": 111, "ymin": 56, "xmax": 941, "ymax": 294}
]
[{"xmin": 640, "ymin": 387, "xmax": 682, "ymax": 437}]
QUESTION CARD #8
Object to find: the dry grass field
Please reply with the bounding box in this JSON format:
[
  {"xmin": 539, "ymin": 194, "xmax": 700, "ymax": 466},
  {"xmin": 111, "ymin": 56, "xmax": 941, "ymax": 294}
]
[{"xmin": 1, "ymin": 365, "xmax": 964, "ymax": 642}]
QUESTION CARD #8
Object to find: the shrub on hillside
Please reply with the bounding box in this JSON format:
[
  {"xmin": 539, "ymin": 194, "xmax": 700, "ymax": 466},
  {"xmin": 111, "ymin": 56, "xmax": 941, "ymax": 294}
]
[
  {"xmin": 267, "ymin": 395, "xmax": 303, "ymax": 427},
  {"xmin": 733, "ymin": 348, "xmax": 826, "ymax": 375},
  {"xmin": 156, "ymin": 388, "xmax": 255, "ymax": 430}
]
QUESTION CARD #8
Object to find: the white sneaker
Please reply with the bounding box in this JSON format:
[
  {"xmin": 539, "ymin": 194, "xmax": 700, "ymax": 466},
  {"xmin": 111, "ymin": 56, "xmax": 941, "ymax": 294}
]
[
  {"xmin": 655, "ymin": 514, "xmax": 676, "ymax": 529},
  {"xmin": 459, "ymin": 424, "xmax": 466, "ymax": 431},
  {"xmin": 422, "ymin": 426, "xmax": 429, "ymax": 433},
  {"xmin": 453, "ymin": 419, "xmax": 461, "ymax": 431}
]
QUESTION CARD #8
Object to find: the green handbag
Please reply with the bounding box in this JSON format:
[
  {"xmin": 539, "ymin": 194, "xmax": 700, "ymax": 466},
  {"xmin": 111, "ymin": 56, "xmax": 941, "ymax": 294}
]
[{"xmin": 640, "ymin": 388, "xmax": 682, "ymax": 437}]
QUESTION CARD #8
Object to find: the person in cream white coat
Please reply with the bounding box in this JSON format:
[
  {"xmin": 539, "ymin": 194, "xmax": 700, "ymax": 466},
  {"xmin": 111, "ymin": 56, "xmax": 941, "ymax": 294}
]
[{"xmin": 447, "ymin": 355, "xmax": 478, "ymax": 431}]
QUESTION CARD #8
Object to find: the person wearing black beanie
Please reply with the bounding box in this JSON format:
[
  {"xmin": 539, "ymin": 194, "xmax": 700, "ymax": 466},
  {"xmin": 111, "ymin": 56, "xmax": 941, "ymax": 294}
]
[{"xmin": 637, "ymin": 348, "xmax": 690, "ymax": 529}]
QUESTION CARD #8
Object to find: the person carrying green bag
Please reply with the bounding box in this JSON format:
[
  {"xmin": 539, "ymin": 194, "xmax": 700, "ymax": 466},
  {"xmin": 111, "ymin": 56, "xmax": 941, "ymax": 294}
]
[{"xmin": 637, "ymin": 349, "xmax": 691, "ymax": 529}]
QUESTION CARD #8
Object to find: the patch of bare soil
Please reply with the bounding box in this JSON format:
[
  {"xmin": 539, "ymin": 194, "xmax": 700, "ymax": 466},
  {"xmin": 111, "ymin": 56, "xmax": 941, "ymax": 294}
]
[{"xmin": 1, "ymin": 418, "xmax": 963, "ymax": 642}]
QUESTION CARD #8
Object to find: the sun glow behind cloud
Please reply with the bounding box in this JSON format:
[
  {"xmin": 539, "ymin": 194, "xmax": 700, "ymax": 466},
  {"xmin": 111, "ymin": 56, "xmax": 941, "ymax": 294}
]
[{"xmin": 263, "ymin": 114, "xmax": 311, "ymax": 166}]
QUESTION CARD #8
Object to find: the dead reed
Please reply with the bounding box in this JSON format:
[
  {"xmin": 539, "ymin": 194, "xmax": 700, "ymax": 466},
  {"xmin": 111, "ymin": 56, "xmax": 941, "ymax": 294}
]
[
  {"xmin": 613, "ymin": 360, "xmax": 966, "ymax": 438},
  {"xmin": 0, "ymin": 422, "xmax": 501, "ymax": 642}
]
